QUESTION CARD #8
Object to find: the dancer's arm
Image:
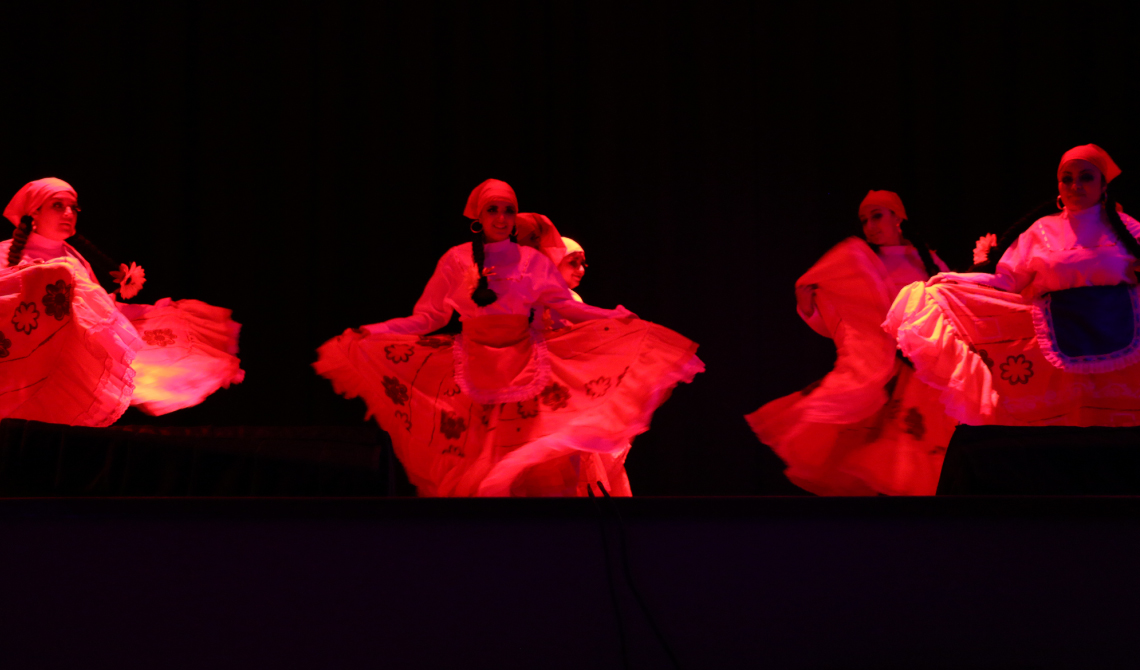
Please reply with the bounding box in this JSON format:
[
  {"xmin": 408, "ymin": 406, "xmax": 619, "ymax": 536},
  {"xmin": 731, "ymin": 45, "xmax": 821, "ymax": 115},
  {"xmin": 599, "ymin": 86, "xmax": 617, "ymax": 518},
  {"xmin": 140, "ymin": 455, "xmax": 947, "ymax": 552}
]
[
  {"xmin": 363, "ymin": 253, "xmax": 457, "ymax": 335},
  {"xmin": 927, "ymin": 236, "xmax": 1032, "ymax": 293},
  {"xmin": 534, "ymin": 254, "xmax": 635, "ymax": 323}
]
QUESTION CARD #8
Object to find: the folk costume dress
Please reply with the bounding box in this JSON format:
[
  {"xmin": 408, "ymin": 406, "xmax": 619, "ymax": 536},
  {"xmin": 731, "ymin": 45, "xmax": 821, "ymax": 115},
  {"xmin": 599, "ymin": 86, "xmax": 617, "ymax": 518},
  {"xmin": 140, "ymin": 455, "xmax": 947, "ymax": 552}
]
[
  {"xmin": 313, "ymin": 238, "xmax": 704, "ymax": 498},
  {"xmin": 0, "ymin": 178, "xmax": 243, "ymax": 426},
  {"xmin": 746, "ymin": 237, "xmax": 957, "ymax": 496},
  {"xmin": 516, "ymin": 217, "xmax": 635, "ymax": 493},
  {"xmin": 884, "ymin": 202, "xmax": 1140, "ymax": 426}
]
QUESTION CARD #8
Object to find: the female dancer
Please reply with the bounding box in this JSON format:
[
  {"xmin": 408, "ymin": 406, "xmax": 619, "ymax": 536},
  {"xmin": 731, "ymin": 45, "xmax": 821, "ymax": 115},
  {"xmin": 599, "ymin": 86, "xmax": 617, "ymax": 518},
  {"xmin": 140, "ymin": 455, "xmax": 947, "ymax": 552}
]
[
  {"xmin": 314, "ymin": 180, "xmax": 703, "ymax": 497},
  {"xmin": 746, "ymin": 190, "xmax": 957, "ymax": 496},
  {"xmin": 886, "ymin": 144, "xmax": 1140, "ymax": 426},
  {"xmin": 515, "ymin": 214, "xmax": 633, "ymax": 493},
  {"xmin": 0, "ymin": 178, "xmax": 243, "ymax": 425}
]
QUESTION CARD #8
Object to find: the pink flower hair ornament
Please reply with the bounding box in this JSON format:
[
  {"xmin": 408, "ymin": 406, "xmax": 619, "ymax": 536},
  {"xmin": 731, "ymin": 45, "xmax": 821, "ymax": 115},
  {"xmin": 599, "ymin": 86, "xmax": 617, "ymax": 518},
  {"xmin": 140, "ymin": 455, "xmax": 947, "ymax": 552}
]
[
  {"xmin": 973, "ymin": 233, "xmax": 998, "ymax": 266},
  {"xmin": 109, "ymin": 262, "xmax": 146, "ymax": 300}
]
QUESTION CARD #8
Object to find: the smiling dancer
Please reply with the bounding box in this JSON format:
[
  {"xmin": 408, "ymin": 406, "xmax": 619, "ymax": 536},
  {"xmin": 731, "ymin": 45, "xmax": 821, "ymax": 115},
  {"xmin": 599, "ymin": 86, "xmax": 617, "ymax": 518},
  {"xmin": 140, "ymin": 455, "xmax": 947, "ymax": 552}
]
[
  {"xmin": 315, "ymin": 179, "xmax": 703, "ymax": 497},
  {"xmin": 747, "ymin": 190, "xmax": 957, "ymax": 496},
  {"xmin": 886, "ymin": 144, "xmax": 1140, "ymax": 426},
  {"xmin": 0, "ymin": 178, "xmax": 243, "ymax": 425}
]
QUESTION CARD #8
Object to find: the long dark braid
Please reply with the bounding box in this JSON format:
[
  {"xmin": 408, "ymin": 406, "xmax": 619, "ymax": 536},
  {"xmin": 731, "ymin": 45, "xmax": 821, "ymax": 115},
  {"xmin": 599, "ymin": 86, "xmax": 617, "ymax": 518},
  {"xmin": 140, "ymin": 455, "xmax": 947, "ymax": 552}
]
[
  {"xmin": 899, "ymin": 220, "xmax": 941, "ymax": 277},
  {"xmin": 469, "ymin": 224, "xmax": 521, "ymax": 307},
  {"xmin": 6, "ymin": 216, "xmax": 122, "ymax": 292},
  {"xmin": 1103, "ymin": 190, "xmax": 1140, "ymax": 259},
  {"xmin": 6, "ymin": 215, "xmax": 32, "ymax": 267},
  {"xmin": 470, "ymin": 231, "xmax": 498, "ymax": 306}
]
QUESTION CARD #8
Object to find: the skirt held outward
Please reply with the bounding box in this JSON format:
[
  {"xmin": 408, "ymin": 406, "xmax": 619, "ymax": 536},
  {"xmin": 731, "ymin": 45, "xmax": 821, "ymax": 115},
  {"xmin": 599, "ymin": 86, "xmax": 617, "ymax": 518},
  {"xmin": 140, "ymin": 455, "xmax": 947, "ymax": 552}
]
[
  {"xmin": 745, "ymin": 238, "xmax": 956, "ymax": 496},
  {"xmin": 0, "ymin": 258, "xmax": 141, "ymax": 426},
  {"xmin": 314, "ymin": 315, "xmax": 703, "ymax": 497},
  {"xmin": 1, "ymin": 258, "xmax": 244, "ymax": 426},
  {"xmin": 885, "ymin": 280, "xmax": 1140, "ymax": 427},
  {"xmin": 747, "ymin": 359, "xmax": 957, "ymax": 496},
  {"xmin": 119, "ymin": 298, "xmax": 244, "ymax": 416}
]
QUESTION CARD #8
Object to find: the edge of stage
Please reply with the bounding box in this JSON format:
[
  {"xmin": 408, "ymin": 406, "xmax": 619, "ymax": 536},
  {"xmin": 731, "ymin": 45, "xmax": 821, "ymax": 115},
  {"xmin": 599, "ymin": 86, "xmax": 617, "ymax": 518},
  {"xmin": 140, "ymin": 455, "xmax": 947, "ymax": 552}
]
[{"xmin": 3, "ymin": 496, "xmax": 1140, "ymax": 669}]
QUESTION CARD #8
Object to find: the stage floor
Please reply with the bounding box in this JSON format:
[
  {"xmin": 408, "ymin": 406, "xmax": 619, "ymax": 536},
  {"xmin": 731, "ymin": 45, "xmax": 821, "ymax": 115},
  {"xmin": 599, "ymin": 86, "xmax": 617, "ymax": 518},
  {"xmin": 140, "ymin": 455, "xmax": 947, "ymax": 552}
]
[{"xmin": 3, "ymin": 496, "xmax": 1139, "ymax": 669}]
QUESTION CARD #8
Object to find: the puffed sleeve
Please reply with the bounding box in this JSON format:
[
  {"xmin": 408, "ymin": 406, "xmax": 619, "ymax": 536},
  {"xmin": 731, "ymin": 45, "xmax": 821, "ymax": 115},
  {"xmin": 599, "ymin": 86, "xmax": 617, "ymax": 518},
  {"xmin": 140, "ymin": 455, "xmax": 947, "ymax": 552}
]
[
  {"xmin": 364, "ymin": 251, "xmax": 457, "ymax": 335},
  {"xmin": 532, "ymin": 252, "xmax": 633, "ymax": 323}
]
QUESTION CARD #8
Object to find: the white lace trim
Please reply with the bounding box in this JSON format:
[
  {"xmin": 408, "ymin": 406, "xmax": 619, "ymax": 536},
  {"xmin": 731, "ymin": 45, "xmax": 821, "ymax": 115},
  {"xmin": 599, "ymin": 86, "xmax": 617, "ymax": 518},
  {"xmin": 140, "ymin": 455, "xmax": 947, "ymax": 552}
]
[
  {"xmin": 1032, "ymin": 285, "xmax": 1140, "ymax": 374},
  {"xmin": 452, "ymin": 327, "xmax": 552, "ymax": 404}
]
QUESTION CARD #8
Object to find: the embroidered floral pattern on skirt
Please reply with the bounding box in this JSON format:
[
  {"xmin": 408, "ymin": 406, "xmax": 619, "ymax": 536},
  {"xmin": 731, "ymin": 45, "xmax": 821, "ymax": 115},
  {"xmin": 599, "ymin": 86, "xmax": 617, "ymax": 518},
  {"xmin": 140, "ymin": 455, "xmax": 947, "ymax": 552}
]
[
  {"xmin": 315, "ymin": 318, "xmax": 703, "ymax": 497},
  {"xmin": 885, "ymin": 280, "xmax": 1140, "ymax": 426}
]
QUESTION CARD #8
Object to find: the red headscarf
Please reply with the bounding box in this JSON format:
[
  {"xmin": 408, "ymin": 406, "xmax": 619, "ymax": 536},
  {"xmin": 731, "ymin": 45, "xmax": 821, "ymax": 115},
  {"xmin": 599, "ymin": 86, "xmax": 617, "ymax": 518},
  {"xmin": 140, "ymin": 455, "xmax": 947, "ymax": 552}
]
[
  {"xmin": 4, "ymin": 177, "xmax": 78, "ymax": 226},
  {"xmin": 1058, "ymin": 144, "xmax": 1121, "ymax": 183},
  {"xmin": 858, "ymin": 190, "xmax": 907, "ymax": 221},
  {"xmin": 463, "ymin": 179, "xmax": 517, "ymax": 219},
  {"xmin": 515, "ymin": 212, "xmax": 568, "ymax": 263}
]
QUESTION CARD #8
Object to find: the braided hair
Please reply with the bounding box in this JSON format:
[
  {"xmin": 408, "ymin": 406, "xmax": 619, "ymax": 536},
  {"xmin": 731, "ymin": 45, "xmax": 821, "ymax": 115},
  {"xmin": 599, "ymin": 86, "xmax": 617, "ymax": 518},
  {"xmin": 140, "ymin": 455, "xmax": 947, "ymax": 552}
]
[
  {"xmin": 469, "ymin": 223, "xmax": 519, "ymax": 307},
  {"xmin": 6, "ymin": 215, "xmax": 33, "ymax": 267},
  {"xmin": 470, "ymin": 230, "xmax": 498, "ymax": 306},
  {"xmin": 5, "ymin": 216, "xmax": 121, "ymax": 291},
  {"xmin": 899, "ymin": 220, "xmax": 941, "ymax": 277}
]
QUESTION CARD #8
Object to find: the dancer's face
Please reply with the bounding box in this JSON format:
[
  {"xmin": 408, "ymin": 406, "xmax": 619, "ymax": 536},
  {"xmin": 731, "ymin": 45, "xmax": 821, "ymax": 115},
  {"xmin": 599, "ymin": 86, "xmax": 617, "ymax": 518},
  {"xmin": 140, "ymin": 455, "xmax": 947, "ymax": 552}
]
[
  {"xmin": 559, "ymin": 252, "xmax": 586, "ymax": 289},
  {"xmin": 1058, "ymin": 159, "xmax": 1106, "ymax": 212},
  {"xmin": 479, "ymin": 200, "xmax": 517, "ymax": 243},
  {"xmin": 32, "ymin": 195, "xmax": 80, "ymax": 241},
  {"xmin": 860, "ymin": 206, "xmax": 903, "ymax": 246}
]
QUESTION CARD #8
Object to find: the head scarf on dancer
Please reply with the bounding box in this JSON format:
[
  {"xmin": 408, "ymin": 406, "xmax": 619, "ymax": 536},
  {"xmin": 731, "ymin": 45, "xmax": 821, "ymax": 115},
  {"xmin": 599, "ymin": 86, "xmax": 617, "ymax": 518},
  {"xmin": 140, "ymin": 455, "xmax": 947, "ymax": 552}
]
[
  {"xmin": 516, "ymin": 212, "xmax": 569, "ymax": 267},
  {"xmin": 4, "ymin": 178, "xmax": 80, "ymax": 269},
  {"xmin": 558, "ymin": 237, "xmax": 587, "ymax": 293},
  {"xmin": 856, "ymin": 190, "xmax": 940, "ymax": 278},
  {"xmin": 971, "ymin": 144, "xmax": 1135, "ymax": 273},
  {"xmin": 4, "ymin": 177, "xmax": 77, "ymax": 227},
  {"xmin": 858, "ymin": 190, "xmax": 908, "ymax": 223},
  {"xmin": 464, "ymin": 179, "xmax": 518, "ymax": 307}
]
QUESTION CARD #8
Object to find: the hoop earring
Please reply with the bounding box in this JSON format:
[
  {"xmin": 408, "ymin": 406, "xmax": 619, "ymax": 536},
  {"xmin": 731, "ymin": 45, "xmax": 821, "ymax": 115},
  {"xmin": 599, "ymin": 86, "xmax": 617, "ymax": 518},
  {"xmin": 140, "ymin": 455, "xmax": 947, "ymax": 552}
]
[
  {"xmin": 1057, "ymin": 196, "xmax": 1064, "ymax": 210},
  {"xmin": 1101, "ymin": 189, "xmax": 1108, "ymax": 204},
  {"xmin": 470, "ymin": 221, "xmax": 483, "ymax": 233}
]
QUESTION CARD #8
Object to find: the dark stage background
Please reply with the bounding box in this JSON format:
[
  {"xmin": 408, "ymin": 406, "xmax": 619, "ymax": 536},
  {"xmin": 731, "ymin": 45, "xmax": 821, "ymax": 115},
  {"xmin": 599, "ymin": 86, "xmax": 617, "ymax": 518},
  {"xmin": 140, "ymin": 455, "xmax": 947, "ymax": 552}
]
[{"xmin": 2, "ymin": 1, "xmax": 1139, "ymax": 494}]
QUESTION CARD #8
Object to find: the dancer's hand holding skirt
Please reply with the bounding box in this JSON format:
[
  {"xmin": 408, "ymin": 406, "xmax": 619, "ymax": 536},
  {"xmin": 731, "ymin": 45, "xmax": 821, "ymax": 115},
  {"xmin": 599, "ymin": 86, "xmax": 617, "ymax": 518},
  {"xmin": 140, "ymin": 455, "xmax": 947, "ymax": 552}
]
[
  {"xmin": 885, "ymin": 280, "xmax": 1140, "ymax": 426},
  {"xmin": 0, "ymin": 258, "xmax": 141, "ymax": 426}
]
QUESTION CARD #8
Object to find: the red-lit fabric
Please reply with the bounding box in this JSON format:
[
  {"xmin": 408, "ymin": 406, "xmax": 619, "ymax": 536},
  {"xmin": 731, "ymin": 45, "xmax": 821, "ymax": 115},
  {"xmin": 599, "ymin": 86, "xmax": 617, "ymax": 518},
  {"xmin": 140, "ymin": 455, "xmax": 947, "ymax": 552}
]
[
  {"xmin": 4, "ymin": 177, "xmax": 77, "ymax": 226},
  {"xmin": 0, "ymin": 236, "xmax": 244, "ymax": 422},
  {"xmin": 463, "ymin": 179, "xmax": 517, "ymax": 219},
  {"xmin": 0, "ymin": 258, "xmax": 141, "ymax": 426},
  {"xmin": 1059, "ymin": 144, "xmax": 1121, "ymax": 183},
  {"xmin": 928, "ymin": 205, "xmax": 1140, "ymax": 300},
  {"xmin": 358, "ymin": 240, "xmax": 627, "ymax": 336},
  {"xmin": 314, "ymin": 317, "xmax": 701, "ymax": 497},
  {"xmin": 858, "ymin": 190, "xmax": 908, "ymax": 221},
  {"xmin": 118, "ymin": 299, "xmax": 245, "ymax": 416},
  {"xmin": 746, "ymin": 237, "xmax": 956, "ymax": 495},
  {"xmin": 885, "ymin": 280, "xmax": 1140, "ymax": 426}
]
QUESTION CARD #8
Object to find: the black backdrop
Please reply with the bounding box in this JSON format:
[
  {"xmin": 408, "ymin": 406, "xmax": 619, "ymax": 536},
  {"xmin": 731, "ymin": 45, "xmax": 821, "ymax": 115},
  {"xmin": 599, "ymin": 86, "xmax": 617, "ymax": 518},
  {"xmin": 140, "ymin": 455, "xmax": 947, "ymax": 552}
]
[{"xmin": 2, "ymin": 1, "xmax": 1139, "ymax": 494}]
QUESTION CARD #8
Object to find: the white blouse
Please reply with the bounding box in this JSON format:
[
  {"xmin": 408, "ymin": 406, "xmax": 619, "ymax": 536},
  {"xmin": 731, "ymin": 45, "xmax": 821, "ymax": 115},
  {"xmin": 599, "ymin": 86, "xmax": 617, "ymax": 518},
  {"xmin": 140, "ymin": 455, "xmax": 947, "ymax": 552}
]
[
  {"xmin": 934, "ymin": 204, "xmax": 1140, "ymax": 299},
  {"xmin": 0, "ymin": 232, "xmax": 96, "ymax": 280},
  {"xmin": 366, "ymin": 240, "xmax": 629, "ymax": 335}
]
